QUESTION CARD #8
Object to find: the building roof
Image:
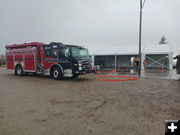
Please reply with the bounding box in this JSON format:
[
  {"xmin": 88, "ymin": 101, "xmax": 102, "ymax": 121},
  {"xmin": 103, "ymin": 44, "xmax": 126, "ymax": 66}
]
[
  {"xmin": 89, "ymin": 44, "xmax": 173, "ymax": 55},
  {"xmin": 142, "ymin": 44, "xmax": 173, "ymax": 54}
]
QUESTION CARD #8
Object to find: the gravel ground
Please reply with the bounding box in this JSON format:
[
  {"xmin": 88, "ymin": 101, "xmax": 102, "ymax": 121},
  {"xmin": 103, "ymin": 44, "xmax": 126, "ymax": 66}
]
[{"xmin": 0, "ymin": 67, "xmax": 180, "ymax": 135}]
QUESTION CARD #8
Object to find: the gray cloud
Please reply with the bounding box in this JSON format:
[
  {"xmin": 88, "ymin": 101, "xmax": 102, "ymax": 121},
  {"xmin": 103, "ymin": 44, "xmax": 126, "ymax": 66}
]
[{"xmin": 0, "ymin": 0, "xmax": 180, "ymax": 55}]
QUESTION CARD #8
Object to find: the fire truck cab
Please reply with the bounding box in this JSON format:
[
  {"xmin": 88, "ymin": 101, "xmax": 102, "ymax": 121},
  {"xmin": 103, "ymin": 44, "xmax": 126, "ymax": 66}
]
[{"xmin": 6, "ymin": 42, "xmax": 93, "ymax": 80}]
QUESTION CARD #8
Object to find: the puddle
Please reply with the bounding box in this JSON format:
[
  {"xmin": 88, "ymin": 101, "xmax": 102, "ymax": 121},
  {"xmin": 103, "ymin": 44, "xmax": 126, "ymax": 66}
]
[{"xmin": 99, "ymin": 69, "xmax": 179, "ymax": 80}]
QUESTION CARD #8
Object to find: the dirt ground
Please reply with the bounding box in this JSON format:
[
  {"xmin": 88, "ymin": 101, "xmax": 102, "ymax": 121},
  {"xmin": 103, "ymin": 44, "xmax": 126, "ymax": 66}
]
[{"xmin": 0, "ymin": 67, "xmax": 179, "ymax": 135}]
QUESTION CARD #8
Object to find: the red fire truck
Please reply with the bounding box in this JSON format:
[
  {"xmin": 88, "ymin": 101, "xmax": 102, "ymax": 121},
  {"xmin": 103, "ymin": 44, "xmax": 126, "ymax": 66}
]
[{"xmin": 6, "ymin": 42, "xmax": 93, "ymax": 80}]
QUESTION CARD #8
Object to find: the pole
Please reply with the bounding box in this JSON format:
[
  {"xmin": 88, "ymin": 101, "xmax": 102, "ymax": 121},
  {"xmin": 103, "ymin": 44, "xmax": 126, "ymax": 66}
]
[{"xmin": 138, "ymin": 0, "xmax": 143, "ymax": 77}]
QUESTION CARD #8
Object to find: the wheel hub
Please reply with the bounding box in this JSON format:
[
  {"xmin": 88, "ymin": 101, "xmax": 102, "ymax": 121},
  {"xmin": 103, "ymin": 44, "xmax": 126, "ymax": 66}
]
[
  {"xmin": 17, "ymin": 68, "xmax": 22, "ymax": 75},
  {"xmin": 53, "ymin": 70, "xmax": 59, "ymax": 78}
]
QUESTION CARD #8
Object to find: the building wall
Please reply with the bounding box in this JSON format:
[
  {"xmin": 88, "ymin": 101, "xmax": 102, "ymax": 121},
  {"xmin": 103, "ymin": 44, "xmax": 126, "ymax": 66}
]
[
  {"xmin": 93, "ymin": 54, "xmax": 171, "ymax": 70},
  {"xmin": 116, "ymin": 55, "xmax": 130, "ymax": 67},
  {"xmin": 145, "ymin": 54, "xmax": 169, "ymax": 69},
  {"xmin": 94, "ymin": 55, "xmax": 138, "ymax": 69},
  {"xmin": 94, "ymin": 55, "xmax": 115, "ymax": 68}
]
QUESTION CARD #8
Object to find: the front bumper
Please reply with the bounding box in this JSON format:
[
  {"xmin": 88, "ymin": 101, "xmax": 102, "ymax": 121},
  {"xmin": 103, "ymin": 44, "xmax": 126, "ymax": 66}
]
[{"xmin": 75, "ymin": 69, "xmax": 95, "ymax": 75}]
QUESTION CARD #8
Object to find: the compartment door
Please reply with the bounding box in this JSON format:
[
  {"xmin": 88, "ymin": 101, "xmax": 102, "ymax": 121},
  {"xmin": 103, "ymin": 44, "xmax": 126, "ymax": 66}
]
[
  {"xmin": 6, "ymin": 55, "xmax": 14, "ymax": 69},
  {"xmin": 24, "ymin": 54, "xmax": 36, "ymax": 71}
]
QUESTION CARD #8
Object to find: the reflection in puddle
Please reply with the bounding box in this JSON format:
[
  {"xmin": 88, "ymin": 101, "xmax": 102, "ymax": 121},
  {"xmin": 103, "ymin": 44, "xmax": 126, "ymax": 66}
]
[
  {"xmin": 101, "ymin": 69, "xmax": 179, "ymax": 80},
  {"xmin": 141, "ymin": 69, "xmax": 179, "ymax": 80}
]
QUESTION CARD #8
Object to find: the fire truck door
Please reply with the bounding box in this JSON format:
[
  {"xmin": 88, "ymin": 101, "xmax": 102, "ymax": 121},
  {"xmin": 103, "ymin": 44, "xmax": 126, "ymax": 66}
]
[{"xmin": 58, "ymin": 47, "xmax": 71, "ymax": 69}]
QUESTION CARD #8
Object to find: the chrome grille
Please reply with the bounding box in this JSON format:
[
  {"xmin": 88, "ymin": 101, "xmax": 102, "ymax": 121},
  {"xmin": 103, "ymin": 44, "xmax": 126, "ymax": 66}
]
[{"xmin": 81, "ymin": 60, "xmax": 92, "ymax": 70}]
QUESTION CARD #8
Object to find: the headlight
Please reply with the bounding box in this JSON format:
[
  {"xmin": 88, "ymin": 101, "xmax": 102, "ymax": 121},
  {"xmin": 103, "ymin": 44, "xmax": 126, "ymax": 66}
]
[
  {"xmin": 79, "ymin": 67, "xmax": 82, "ymax": 70},
  {"xmin": 79, "ymin": 64, "xmax": 82, "ymax": 66}
]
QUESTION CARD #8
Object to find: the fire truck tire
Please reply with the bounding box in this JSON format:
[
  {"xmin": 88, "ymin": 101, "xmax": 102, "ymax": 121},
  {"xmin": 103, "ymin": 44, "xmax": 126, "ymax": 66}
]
[
  {"xmin": 72, "ymin": 74, "xmax": 79, "ymax": 79},
  {"xmin": 52, "ymin": 67, "xmax": 63, "ymax": 80},
  {"xmin": 15, "ymin": 65, "xmax": 24, "ymax": 76},
  {"xmin": 32, "ymin": 72, "xmax": 37, "ymax": 76}
]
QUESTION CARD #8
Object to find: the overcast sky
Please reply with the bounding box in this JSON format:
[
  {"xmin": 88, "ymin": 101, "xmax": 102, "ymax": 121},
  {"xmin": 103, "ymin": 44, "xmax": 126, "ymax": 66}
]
[{"xmin": 0, "ymin": 0, "xmax": 180, "ymax": 55}]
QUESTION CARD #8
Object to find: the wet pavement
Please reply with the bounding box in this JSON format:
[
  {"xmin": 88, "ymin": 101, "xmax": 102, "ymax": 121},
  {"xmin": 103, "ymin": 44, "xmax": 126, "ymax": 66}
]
[
  {"xmin": 140, "ymin": 69, "xmax": 179, "ymax": 80},
  {"xmin": 100, "ymin": 69, "xmax": 180, "ymax": 80}
]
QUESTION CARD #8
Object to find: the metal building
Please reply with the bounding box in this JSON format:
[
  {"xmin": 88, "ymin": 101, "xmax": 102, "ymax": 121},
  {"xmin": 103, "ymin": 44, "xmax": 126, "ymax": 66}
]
[{"xmin": 89, "ymin": 44, "xmax": 173, "ymax": 70}]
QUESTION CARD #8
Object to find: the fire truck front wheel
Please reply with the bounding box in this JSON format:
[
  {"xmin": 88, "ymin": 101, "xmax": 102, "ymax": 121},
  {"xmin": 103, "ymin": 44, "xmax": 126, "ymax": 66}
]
[
  {"xmin": 52, "ymin": 67, "xmax": 63, "ymax": 80},
  {"xmin": 72, "ymin": 74, "xmax": 79, "ymax": 79},
  {"xmin": 15, "ymin": 65, "xmax": 24, "ymax": 76}
]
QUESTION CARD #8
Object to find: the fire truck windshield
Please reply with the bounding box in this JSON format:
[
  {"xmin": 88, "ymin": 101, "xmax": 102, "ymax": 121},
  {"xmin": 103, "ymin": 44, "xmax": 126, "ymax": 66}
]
[{"xmin": 71, "ymin": 47, "xmax": 89, "ymax": 57}]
